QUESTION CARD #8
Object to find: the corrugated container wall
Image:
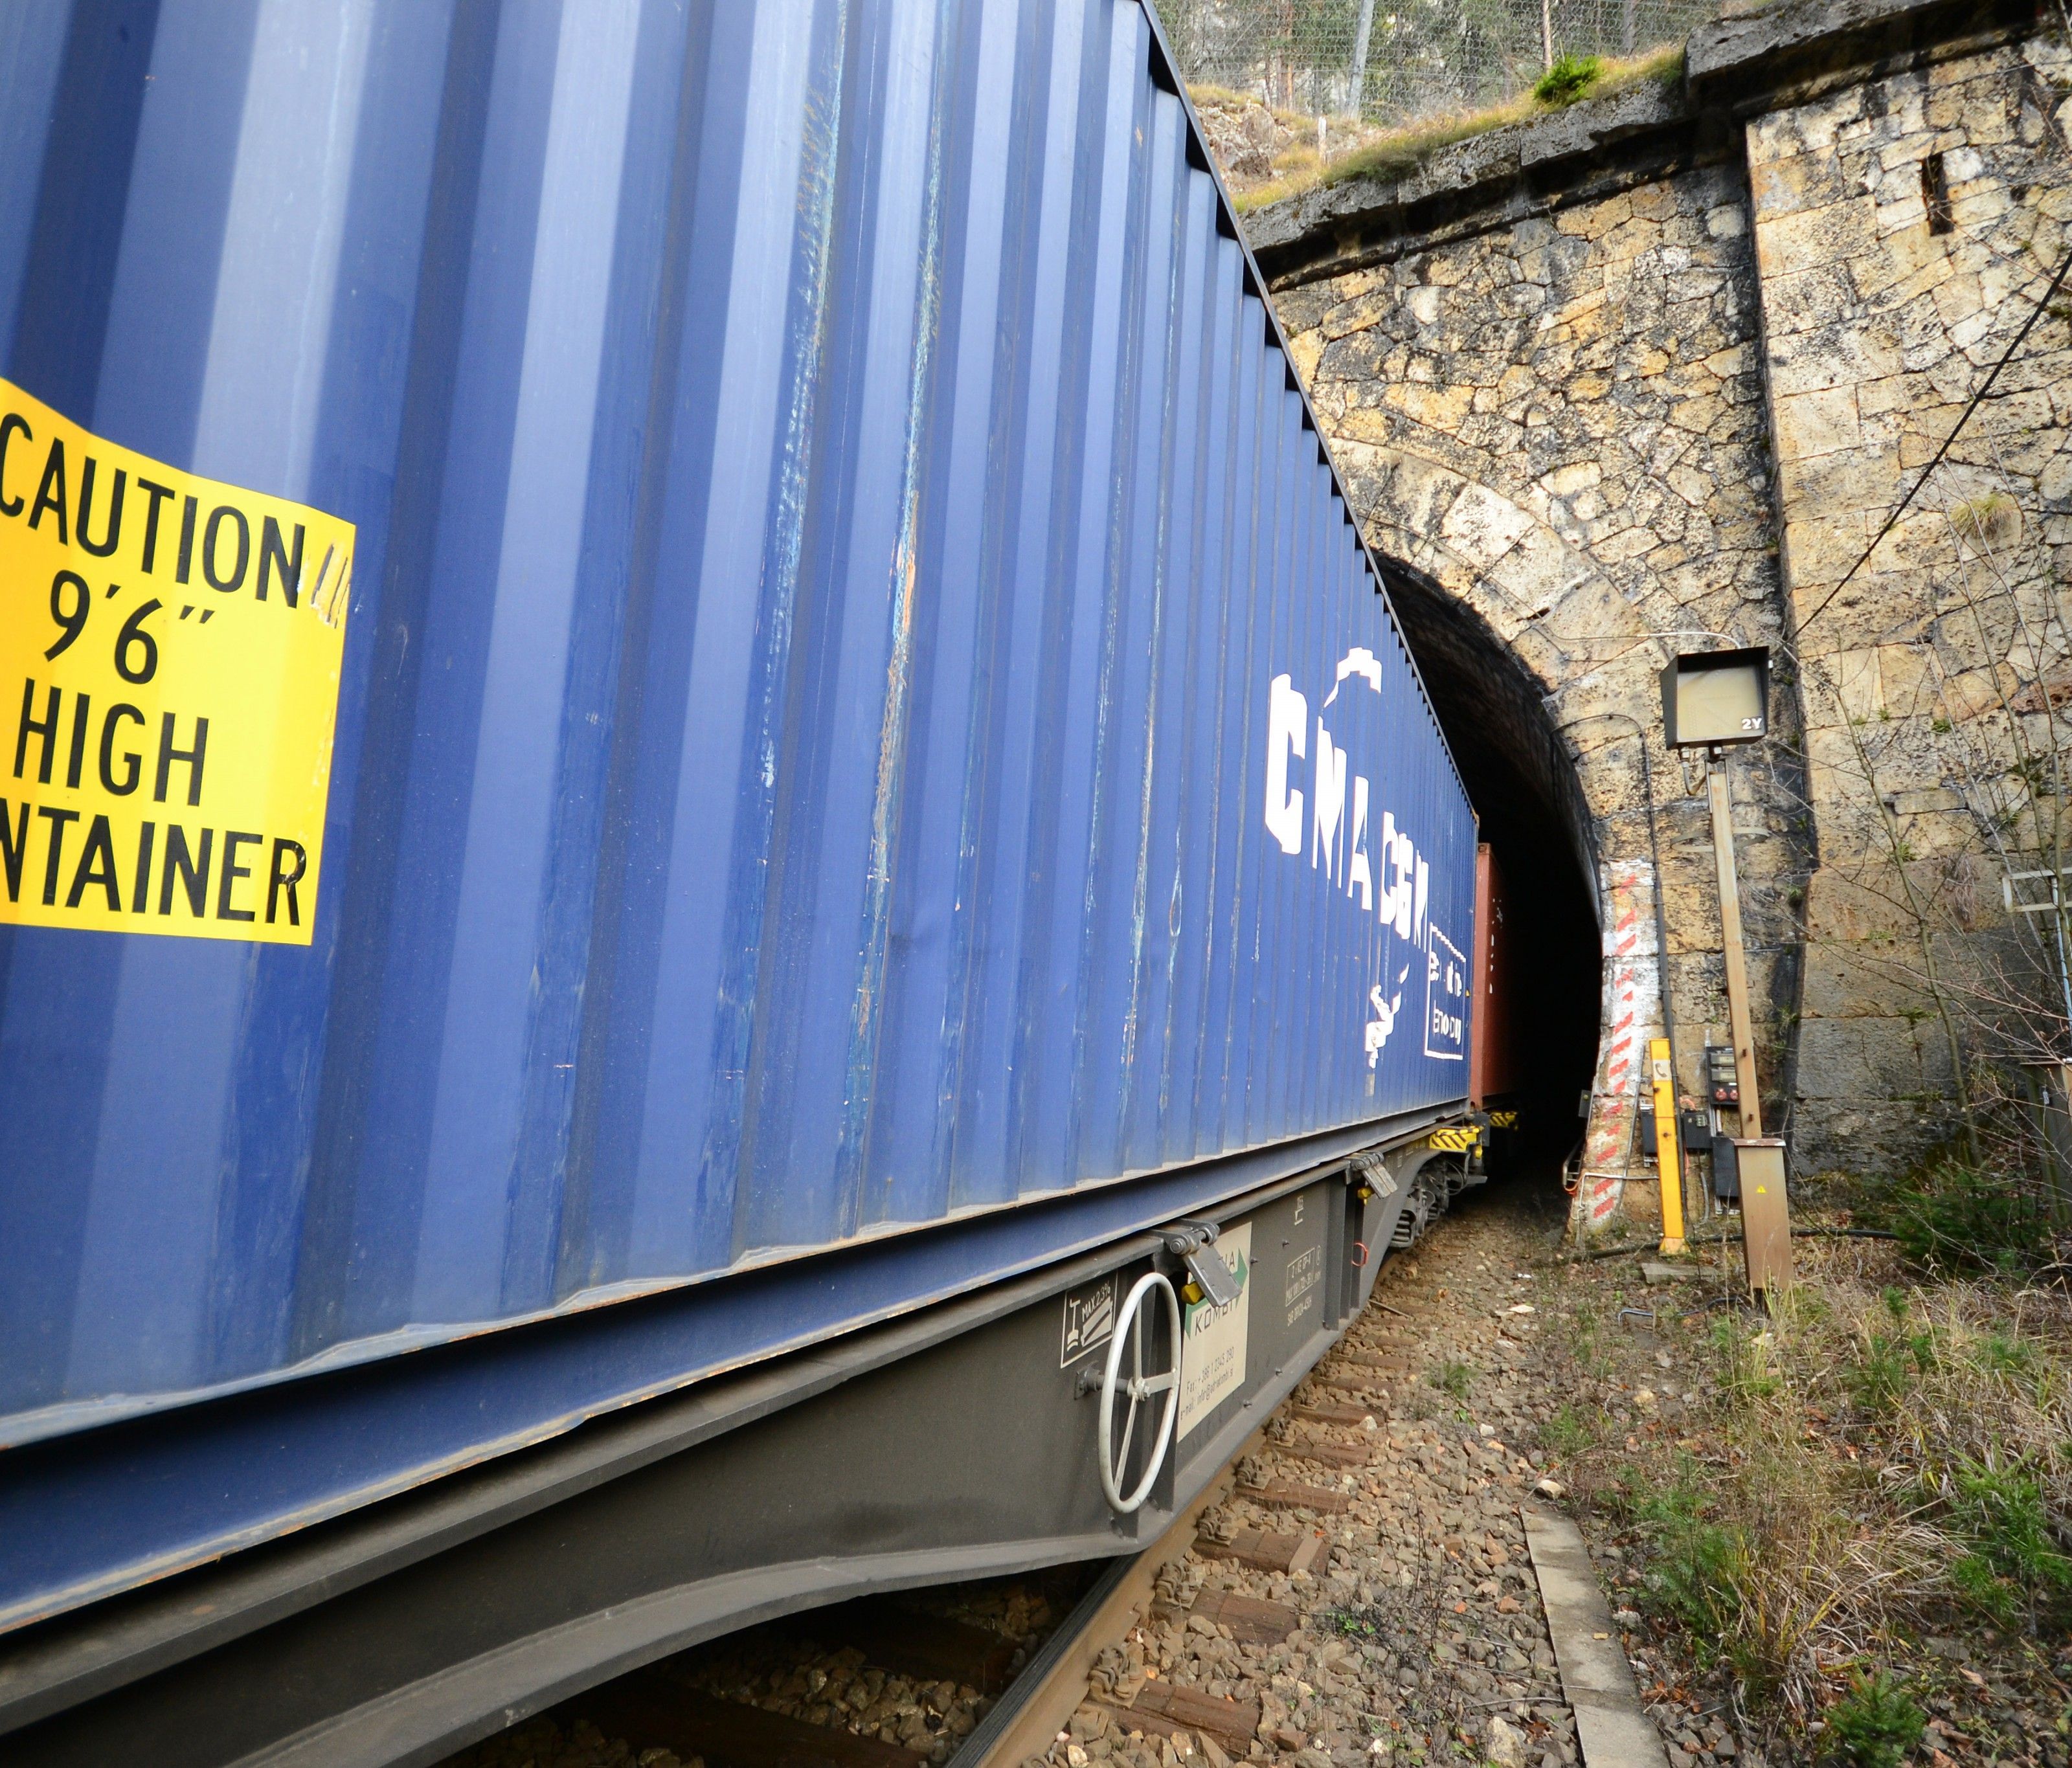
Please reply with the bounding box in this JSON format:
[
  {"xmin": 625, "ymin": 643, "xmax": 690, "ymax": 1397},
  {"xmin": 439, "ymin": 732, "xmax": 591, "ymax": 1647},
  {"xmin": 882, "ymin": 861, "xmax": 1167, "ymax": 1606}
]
[{"xmin": 0, "ymin": 0, "xmax": 1473, "ymax": 1444}]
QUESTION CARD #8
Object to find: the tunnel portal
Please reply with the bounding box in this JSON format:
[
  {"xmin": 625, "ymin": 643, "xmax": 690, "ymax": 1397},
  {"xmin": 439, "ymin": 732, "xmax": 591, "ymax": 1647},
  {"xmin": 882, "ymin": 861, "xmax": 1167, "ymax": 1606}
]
[{"xmin": 1382, "ymin": 561, "xmax": 1603, "ymax": 1191}]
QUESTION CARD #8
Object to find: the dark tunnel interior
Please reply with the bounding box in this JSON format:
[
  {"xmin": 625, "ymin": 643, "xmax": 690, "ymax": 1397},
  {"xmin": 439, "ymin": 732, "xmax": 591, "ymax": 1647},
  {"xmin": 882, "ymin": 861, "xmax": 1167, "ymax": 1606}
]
[{"xmin": 1380, "ymin": 561, "xmax": 1604, "ymax": 1185}]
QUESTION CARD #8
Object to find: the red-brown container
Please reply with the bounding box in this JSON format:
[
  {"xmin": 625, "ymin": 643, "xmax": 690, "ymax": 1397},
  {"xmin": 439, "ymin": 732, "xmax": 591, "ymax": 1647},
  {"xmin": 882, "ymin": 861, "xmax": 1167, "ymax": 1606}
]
[{"xmin": 1470, "ymin": 844, "xmax": 1522, "ymax": 1106}]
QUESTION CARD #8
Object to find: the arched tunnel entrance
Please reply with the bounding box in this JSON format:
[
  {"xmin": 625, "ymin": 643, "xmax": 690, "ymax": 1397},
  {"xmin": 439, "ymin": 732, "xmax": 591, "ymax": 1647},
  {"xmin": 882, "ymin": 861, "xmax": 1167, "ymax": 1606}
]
[{"xmin": 1382, "ymin": 560, "xmax": 1604, "ymax": 1188}]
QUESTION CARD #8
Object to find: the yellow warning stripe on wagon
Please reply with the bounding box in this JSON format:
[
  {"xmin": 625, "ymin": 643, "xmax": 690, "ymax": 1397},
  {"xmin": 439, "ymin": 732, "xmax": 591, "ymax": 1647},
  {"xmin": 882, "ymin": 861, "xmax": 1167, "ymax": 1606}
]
[
  {"xmin": 1425, "ymin": 1125, "xmax": 1483, "ymax": 1152},
  {"xmin": 0, "ymin": 377, "xmax": 352, "ymax": 943}
]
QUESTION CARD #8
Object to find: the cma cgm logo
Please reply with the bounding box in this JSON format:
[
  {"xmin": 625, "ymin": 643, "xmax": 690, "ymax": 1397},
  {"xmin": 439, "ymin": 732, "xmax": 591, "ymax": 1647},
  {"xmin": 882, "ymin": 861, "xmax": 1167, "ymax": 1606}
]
[{"xmin": 1262, "ymin": 650, "xmax": 1465, "ymax": 1069}]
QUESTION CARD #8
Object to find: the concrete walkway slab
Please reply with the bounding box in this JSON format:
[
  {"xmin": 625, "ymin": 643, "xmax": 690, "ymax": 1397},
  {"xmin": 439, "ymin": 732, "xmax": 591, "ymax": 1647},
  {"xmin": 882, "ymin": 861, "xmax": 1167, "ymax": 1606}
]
[{"xmin": 1520, "ymin": 1506, "xmax": 1670, "ymax": 1768}]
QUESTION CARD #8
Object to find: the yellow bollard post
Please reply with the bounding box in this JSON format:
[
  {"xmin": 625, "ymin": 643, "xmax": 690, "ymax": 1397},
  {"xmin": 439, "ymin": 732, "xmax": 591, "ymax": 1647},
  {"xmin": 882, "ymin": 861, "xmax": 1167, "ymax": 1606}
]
[{"xmin": 1650, "ymin": 1037, "xmax": 1686, "ymax": 1255}]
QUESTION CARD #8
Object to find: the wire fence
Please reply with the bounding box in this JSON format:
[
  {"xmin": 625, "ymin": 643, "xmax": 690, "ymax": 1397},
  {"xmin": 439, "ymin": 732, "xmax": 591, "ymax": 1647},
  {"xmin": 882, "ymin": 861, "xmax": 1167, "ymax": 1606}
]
[{"xmin": 1155, "ymin": 0, "xmax": 1720, "ymax": 128}]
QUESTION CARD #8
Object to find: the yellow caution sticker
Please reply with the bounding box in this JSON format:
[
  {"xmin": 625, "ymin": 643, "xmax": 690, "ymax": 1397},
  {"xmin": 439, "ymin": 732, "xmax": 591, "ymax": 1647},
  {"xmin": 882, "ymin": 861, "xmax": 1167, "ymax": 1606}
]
[
  {"xmin": 1426, "ymin": 1124, "xmax": 1482, "ymax": 1152},
  {"xmin": 0, "ymin": 377, "xmax": 351, "ymax": 943}
]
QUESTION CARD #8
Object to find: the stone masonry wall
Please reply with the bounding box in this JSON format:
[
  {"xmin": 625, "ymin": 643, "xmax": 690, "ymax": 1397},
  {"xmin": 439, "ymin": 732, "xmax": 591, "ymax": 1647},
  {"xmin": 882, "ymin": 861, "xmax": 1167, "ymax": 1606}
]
[
  {"xmin": 1267, "ymin": 143, "xmax": 1811, "ymax": 1201},
  {"xmin": 1248, "ymin": 0, "xmax": 2072, "ymax": 1188},
  {"xmin": 1749, "ymin": 30, "xmax": 2072, "ymax": 1168}
]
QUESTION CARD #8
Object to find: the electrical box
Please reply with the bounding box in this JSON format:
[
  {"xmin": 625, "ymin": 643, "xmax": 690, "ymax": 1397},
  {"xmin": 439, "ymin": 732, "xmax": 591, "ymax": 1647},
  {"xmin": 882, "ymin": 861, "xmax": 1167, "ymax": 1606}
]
[
  {"xmin": 1735, "ymin": 1138, "xmax": 1792, "ymax": 1296},
  {"xmin": 1710, "ymin": 1133, "xmax": 1740, "ymax": 1201},
  {"xmin": 1660, "ymin": 646, "xmax": 1770, "ymax": 749},
  {"xmin": 1679, "ymin": 1109, "xmax": 1711, "ymax": 1154},
  {"xmin": 1704, "ymin": 1044, "xmax": 1739, "ymax": 1107}
]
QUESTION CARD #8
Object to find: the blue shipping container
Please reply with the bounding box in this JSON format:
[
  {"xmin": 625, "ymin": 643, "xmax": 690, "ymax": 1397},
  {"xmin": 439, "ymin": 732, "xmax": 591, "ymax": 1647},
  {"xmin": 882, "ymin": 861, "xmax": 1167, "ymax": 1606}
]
[{"xmin": 0, "ymin": 0, "xmax": 1474, "ymax": 1626}]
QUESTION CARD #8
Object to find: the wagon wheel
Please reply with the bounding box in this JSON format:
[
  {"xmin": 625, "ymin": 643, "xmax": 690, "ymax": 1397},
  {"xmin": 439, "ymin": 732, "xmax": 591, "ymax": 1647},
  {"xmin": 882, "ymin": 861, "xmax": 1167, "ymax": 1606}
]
[{"xmin": 1096, "ymin": 1271, "xmax": 1183, "ymax": 1514}]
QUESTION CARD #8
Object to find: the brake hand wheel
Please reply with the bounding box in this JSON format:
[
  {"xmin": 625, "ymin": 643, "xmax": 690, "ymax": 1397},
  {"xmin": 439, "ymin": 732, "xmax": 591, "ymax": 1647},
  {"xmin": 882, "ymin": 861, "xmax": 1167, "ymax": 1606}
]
[{"xmin": 1096, "ymin": 1271, "xmax": 1183, "ymax": 1514}]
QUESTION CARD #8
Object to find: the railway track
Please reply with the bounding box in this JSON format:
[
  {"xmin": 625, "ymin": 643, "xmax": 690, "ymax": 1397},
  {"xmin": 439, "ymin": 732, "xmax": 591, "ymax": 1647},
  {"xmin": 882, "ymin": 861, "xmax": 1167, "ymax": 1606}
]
[
  {"xmin": 446, "ymin": 1192, "xmax": 1582, "ymax": 1768},
  {"xmin": 447, "ymin": 1571, "xmax": 1097, "ymax": 1768}
]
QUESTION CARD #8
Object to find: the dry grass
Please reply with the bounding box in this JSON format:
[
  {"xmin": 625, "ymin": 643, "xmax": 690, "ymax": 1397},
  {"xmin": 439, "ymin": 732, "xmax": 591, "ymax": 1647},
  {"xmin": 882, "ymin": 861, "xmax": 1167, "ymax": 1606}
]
[
  {"xmin": 1551, "ymin": 1238, "xmax": 2072, "ymax": 1750},
  {"xmin": 1226, "ymin": 44, "xmax": 1685, "ymax": 214},
  {"xmin": 1949, "ymin": 489, "xmax": 2021, "ymax": 551},
  {"xmin": 1697, "ymin": 1284, "xmax": 2067, "ymax": 1698},
  {"xmin": 1230, "ymin": 98, "xmax": 1536, "ymax": 211},
  {"xmin": 1186, "ymin": 80, "xmax": 1307, "ymax": 120}
]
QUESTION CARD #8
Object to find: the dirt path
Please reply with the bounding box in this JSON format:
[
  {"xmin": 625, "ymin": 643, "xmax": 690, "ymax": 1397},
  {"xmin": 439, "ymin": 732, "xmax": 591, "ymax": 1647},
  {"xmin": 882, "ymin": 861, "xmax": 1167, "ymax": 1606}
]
[{"xmin": 1037, "ymin": 1184, "xmax": 1597, "ymax": 1768}]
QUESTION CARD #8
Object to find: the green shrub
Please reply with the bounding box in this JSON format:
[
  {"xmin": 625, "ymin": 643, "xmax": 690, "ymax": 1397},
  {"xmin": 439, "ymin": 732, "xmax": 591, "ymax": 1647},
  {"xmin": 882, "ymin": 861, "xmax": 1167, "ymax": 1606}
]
[
  {"xmin": 1544, "ymin": 1402, "xmax": 1597, "ymax": 1458},
  {"xmin": 1625, "ymin": 1464, "xmax": 1744, "ymax": 1637},
  {"xmin": 1533, "ymin": 52, "xmax": 1603, "ymax": 106},
  {"xmin": 1824, "ymin": 1672, "xmax": 1924, "ymax": 1768},
  {"xmin": 1891, "ymin": 1161, "xmax": 2044, "ymax": 1275},
  {"xmin": 1944, "ymin": 1461, "xmax": 2072, "ymax": 1626},
  {"xmin": 1847, "ymin": 1325, "xmax": 1933, "ymax": 1413},
  {"xmin": 1950, "ymin": 1550, "xmax": 2018, "ymax": 1625},
  {"xmin": 1980, "ymin": 1330, "xmax": 2035, "ymax": 1376}
]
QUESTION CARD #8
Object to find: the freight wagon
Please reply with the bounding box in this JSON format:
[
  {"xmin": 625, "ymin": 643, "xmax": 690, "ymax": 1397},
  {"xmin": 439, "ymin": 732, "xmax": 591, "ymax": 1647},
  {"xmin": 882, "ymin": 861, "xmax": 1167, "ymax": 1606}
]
[{"xmin": 0, "ymin": 1, "xmax": 1487, "ymax": 1762}]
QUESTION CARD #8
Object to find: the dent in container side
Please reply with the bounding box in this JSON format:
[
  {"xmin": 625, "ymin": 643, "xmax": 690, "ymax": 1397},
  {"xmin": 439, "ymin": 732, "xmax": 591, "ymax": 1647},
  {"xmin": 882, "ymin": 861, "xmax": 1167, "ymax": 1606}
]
[{"xmin": 0, "ymin": 0, "xmax": 1474, "ymax": 1627}]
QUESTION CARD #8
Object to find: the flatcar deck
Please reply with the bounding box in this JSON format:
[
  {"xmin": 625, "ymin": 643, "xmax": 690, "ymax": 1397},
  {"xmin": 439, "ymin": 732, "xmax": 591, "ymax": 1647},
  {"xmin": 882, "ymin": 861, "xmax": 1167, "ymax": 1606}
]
[{"xmin": 437, "ymin": 1195, "xmax": 1583, "ymax": 1768}]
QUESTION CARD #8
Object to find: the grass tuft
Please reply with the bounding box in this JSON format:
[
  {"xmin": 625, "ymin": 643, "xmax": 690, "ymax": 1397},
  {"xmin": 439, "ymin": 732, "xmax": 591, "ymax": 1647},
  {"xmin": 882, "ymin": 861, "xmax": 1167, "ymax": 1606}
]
[
  {"xmin": 1427, "ymin": 1358, "xmax": 1476, "ymax": 1400},
  {"xmin": 1534, "ymin": 52, "xmax": 1605, "ymax": 106},
  {"xmin": 1948, "ymin": 489, "xmax": 2020, "ymax": 550}
]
